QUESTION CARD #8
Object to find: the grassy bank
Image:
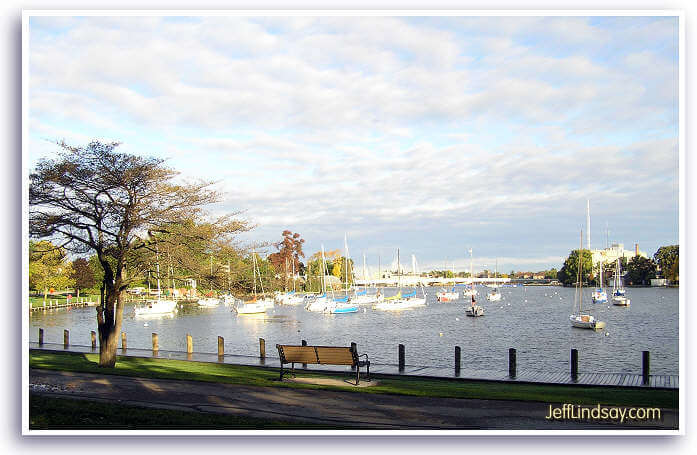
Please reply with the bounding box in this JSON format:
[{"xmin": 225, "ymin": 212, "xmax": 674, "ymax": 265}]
[
  {"xmin": 29, "ymin": 350, "xmax": 678, "ymax": 408},
  {"xmin": 30, "ymin": 394, "xmax": 343, "ymax": 430}
]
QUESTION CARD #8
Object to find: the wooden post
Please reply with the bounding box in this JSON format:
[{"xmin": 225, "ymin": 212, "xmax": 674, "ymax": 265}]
[
  {"xmin": 642, "ymin": 351, "xmax": 650, "ymax": 385},
  {"xmin": 90, "ymin": 331, "xmax": 96, "ymax": 350},
  {"xmin": 509, "ymin": 348, "xmax": 517, "ymax": 379},
  {"xmin": 301, "ymin": 339, "xmax": 307, "ymax": 368},
  {"xmin": 63, "ymin": 329, "xmax": 69, "ymax": 348},
  {"xmin": 455, "ymin": 346, "xmax": 461, "ymax": 376},
  {"xmin": 398, "ymin": 344, "xmax": 405, "ymax": 372},
  {"xmin": 121, "ymin": 332, "xmax": 127, "ymax": 350},
  {"xmin": 152, "ymin": 333, "xmax": 159, "ymax": 353},
  {"xmin": 259, "ymin": 338, "xmax": 266, "ymax": 359},
  {"xmin": 38, "ymin": 328, "xmax": 44, "ymax": 345},
  {"xmin": 217, "ymin": 336, "xmax": 224, "ymax": 357},
  {"xmin": 186, "ymin": 334, "xmax": 193, "ymax": 354},
  {"xmin": 571, "ymin": 349, "xmax": 578, "ymax": 381}
]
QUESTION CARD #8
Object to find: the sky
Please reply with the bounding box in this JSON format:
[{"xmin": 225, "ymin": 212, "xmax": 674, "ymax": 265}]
[{"xmin": 26, "ymin": 14, "xmax": 679, "ymax": 274}]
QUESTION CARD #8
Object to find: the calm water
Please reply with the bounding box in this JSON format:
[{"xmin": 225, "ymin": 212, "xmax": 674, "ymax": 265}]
[{"xmin": 28, "ymin": 286, "xmax": 679, "ymax": 375}]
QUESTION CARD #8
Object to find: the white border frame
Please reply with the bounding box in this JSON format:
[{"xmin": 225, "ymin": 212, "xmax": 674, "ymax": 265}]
[{"xmin": 21, "ymin": 9, "xmax": 685, "ymax": 437}]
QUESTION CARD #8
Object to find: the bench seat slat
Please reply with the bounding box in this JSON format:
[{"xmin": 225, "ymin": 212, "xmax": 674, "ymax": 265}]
[
  {"xmin": 316, "ymin": 347, "xmax": 354, "ymax": 365},
  {"xmin": 281, "ymin": 346, "xmax": 320, "ymax": 364}
]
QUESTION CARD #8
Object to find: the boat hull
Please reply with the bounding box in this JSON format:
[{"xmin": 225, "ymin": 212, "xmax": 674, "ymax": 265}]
[{"xmin": 465, "ymin": 305, "xmax": 484, "ymax": 317}]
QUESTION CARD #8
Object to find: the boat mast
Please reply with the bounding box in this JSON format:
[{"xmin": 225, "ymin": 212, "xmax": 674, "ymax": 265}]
[
  {"xmin": 577, "ymin": 229, "xmax": 583, "ymax": 314},
  {"xmin": 156, "ymin": 246, "xmax": 162, "ymax": 301},
  {"xmin": 397, "ymin": 248, "xmax": 401, "ymax": 289},
  {"xmin": 587, "ymin": 200, "xmax": 591, "ymax": 250}
]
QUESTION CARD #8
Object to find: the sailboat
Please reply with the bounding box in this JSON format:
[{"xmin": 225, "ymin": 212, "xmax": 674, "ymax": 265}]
[
  {"xmin": 234, "ymin": 251, "xmax": 267, "ymax": 315},
  {"xmin": 351, "ymin": 252, "xmax": 384, "ymax": 305},
  {"xmin": 278, "ymin": 258, "xmax": 306, "ymax": 305},
  {"xmin": 591, "ymin": 262, "xmax": 608, "ymax": 304},
  {"xmin": 612, "ymin": 258, "xmax": 630, "ymax": 306},
  {"xmin": 305, "ymin": 245, "xmax": 332, "ymax": 312},
  {"xmin": 135, "ymin": 250, "xmax": 178, "ymax": 316},
  {"xmin": 487, "ymin": 259, "xmax": 502, "ymax": 301},
  {"xmin": 570, "ymin": 230, "xmax": 606, "ymax": 330},
  {"xmin": 373, "ymin": 249, "xmax": 426, "ymax": 311},
  {"xmin": 323, "ymin": 235, "xmax": 359, "ymax": 314},
  {"xmin": 462, "ymin": 248, "xmax": 477, "ymax": 297},
  {"xmin": 198, "ymin": 255, "xmax": 220, "ymax": 307},
  {"xmin": 436, "ymin": 286, "xmax": 459, "ymax": 302}
]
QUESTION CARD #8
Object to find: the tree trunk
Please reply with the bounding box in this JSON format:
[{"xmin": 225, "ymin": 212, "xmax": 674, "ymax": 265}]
[{"xmin": 96, "ymin": 287, "xmax": 125, "ymax": 367}]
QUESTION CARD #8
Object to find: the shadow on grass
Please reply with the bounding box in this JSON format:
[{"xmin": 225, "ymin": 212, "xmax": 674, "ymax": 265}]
[{"xmin": 29, "ymin": 349, "xmax": 678, "ymax": 409}]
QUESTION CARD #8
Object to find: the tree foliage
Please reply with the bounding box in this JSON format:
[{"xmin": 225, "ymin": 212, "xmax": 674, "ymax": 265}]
[
  {"xmin": 625, "ymin": 256, "xmax": 657, "ymax": 285},
  {"xmin": 70, "ymin": 257, "xmax": 96, "ymax": 295},
  {"xmin": 557, "ymin": 249, "xmax": 593, "ymax": 286},
  {"xmin": 29, "ymin": 140, "xmax": 250, "ymax": 366},
  {"xmin": 654, "ymin": 245, "xmax": 679, "ymax": 282},
  {"xmin": 29, "ymin": 240, "xmax": 74, "ymax": 298}
]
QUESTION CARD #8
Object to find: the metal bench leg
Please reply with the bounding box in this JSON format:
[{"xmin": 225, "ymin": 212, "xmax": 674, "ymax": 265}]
[
  {"xmin": 367, "ymin": 362, "xmax": 371, "ymax": 382},
  {"xmin": 356, "ymin": 365, "xmax": 360, "ymax": 385}
]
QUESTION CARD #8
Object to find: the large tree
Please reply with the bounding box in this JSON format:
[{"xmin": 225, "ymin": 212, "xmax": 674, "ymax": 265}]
[
  {"xmin": 625, "ymin": 256, "xmax": 657, "ymax": 285},
  {"xmin": 29, "ymin": 141, "xmax": 249, "ymax": 367},
  {"xmin": 267, "ymin": 230, "xmax": 305, "ymax": 281},
  {"xmin": 557, "ymin": 249, "xmax": 593, "ymax": 286},
  {"xmin": 654, "ymin": 245, "xmax": 679, "ymax": 283}
]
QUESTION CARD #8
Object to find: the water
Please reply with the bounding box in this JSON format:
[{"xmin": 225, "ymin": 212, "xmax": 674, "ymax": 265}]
[{"xmin": 28, "ymin": 286, "xmax": 679, "ymax": 375}]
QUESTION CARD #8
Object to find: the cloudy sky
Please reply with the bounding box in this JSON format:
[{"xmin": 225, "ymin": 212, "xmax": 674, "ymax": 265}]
[{"xmin": 27, "ymin": 14, "xmax": 679, "ymax": 274}]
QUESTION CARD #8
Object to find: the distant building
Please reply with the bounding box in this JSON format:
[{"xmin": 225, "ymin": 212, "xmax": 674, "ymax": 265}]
[{"xmin": 591, "ymin": 243, "xmax": 648, "ymax": 266}]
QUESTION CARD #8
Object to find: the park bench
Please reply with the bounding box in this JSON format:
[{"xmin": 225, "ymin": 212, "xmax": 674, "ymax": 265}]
[{"xmin": 276, "ymin": 343, "xmax": 370, "ymax": 385}]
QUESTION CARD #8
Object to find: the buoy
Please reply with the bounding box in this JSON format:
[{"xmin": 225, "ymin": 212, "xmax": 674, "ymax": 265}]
[
  {"xmin": 143, "ymin": 322, "xmax": 149, "ymax": 327},
  {"xmin": 605, "ymin": 332, "xmax": 609, "ymax": 336},
  {"xmin": 456, "ymin": 317, "xmax": 459, "ymax": 321},
  {"xmin": 439, "ymin": 332, "xmax": 443, "ymax": 337}
]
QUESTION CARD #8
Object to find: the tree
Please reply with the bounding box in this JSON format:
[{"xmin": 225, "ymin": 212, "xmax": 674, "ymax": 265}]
[
  {"xmin": 625, "ymin": 256, "xmax": 657, "ymax": 285},
  {"xmin": 557, "ymin": 249, "xmax": 593, "ymax": 286},
  {"xmin": 30, "ymin": 141, "xmax": 249, "ymax": 367},
  {"xmin": 267, "ymin": 231, "xmax": 305, "ymax": 289},
  {"xmin": 70, "ymin": 257, "xmax": 96, "ymax": 297},
  {"xmin": 29, "ymin": 240, "xmax": 74, "ymax": 299},
  {"xmin": 654, "ymin": 245, "xmax": 679, "ymax": 283}
]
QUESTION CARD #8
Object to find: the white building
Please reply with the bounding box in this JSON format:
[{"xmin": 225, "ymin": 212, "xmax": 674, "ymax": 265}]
[{"xmin": 591, "ymin": 243, "xmax": 648, "ymax": 266}]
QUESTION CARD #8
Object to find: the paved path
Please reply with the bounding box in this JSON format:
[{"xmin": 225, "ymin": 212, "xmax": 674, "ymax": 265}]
[{"xmin": 29, "ymin": 368, "xmax": 677, "ymax": 430}]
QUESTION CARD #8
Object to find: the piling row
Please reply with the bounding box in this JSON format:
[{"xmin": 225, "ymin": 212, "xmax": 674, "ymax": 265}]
[{"xmin": 35, "ymin": 328, "xmax": 654, "ymax": 383}]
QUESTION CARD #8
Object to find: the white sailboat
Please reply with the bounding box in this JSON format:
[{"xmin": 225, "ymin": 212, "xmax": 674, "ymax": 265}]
[
  {"xmin": 235, "ymin": 251, "xmax": 267, "ymax": 315},
  {"xmin": 305, "ymin": 245, "xmax": 332, "ymax": 312},
  {"xmin": 612, "ymin": 258, "xmax": 630, "ymax": 306},
  {"xmin": 324, "ymin": 235, "xmax": 359, "ymax": 314},
  {"xmin": 591, "ymin": 262, "xmax": 608, "ymax": 304},
  {"xmin": 570, "ymin": 230, "xmax": 606, "ymax": 330},
  {"xmin": 198, "ymin": 255, "xmax": 220, "ymax": 307},
  {"xmin": 351, "ymin": 252, "xmax": 384, "ymax": 305},
  {"xmin": 436, "ymin": 286, "xmax": 459, "ymax": 302},
  {"xmin": 135, "ymin": 251, "xmax": 178, "ymax": 316},
  {"xmin": 279, "ymin": 259, "xmax": 306, "ymax": 305},
  {"xmin": 462, "ymin": 248, "xmax": 477, "ymax": 297},
  {"xmin": 373, "ymin": 250, "xmax": 426, "ymax": 311},
  {"xmin": 487, "ymin": 259, "xmax": 502, "ymax": 301}
]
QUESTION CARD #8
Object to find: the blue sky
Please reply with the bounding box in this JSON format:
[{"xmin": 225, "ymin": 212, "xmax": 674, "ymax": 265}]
[{"xmin": 27, "ymin": 14, "xmax": 679, "ymax": 274}]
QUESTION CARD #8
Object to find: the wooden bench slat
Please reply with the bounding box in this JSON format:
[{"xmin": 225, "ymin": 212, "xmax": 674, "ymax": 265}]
[
  {"xmin": 316, "ymin": 347, "xmax": 354, "ymax": 365},
  {"xmin": 281, "ymin": 346, "xmax": 320, "ymax": 364}
]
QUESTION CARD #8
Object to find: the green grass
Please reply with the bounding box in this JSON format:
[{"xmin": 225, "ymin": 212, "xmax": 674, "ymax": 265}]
[
  {"xmin": 29, "ymin": 394, "xmax": 344, "ymax": 430},
  {"xmin": 30, "ymin": 350, "xmax": 678, "ymax": 409}
]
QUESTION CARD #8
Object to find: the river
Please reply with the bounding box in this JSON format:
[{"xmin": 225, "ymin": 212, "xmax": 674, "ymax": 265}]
[{"xmin": 28, "ymin": 285, "xmax": 679, "ymax": 375}]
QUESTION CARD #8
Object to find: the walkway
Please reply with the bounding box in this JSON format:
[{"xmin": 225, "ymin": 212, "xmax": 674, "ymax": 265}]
[{"xmin": 29, "ymin": 368, "xmax": 677, "ymax": 430}]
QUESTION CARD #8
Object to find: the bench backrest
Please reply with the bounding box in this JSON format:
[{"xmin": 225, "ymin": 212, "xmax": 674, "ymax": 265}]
[{"xmin": 276, "ymin": 344, "xmax": 357, "ymax": 366}]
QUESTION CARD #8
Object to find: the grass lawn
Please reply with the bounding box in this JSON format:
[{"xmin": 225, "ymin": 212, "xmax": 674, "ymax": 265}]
[
  {"xmin": 29, "ymin": 350, "xmax": 678, "ymax": 409},
  {"xmin": 30, "ymin": 394, "xmax": 344, "ymax": 430}
]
